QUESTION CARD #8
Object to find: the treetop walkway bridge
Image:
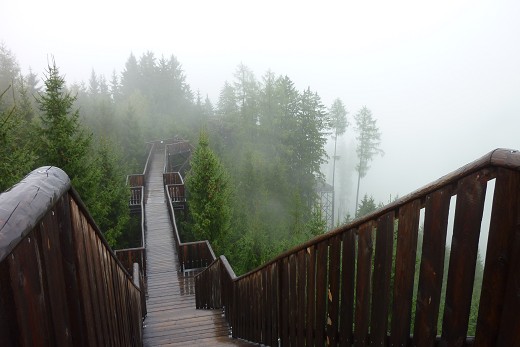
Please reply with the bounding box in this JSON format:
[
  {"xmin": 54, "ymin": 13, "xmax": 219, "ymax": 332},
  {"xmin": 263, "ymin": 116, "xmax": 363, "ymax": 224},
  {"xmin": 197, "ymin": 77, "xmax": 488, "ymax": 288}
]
[{"xmin": 1, "ymin": 140, "xmax": 519, "ymax": 346}]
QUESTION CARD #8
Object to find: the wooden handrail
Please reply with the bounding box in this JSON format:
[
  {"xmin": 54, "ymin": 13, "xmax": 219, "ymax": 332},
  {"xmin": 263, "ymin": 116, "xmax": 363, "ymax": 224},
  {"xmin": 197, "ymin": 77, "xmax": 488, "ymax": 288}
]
[
  {"xmin": 117, "ymin": 142, "xmax": 157, "ymax": 276},
  {"xmin": 162, "ymin": 141, "xmax": 215, "ymax": 272},
  {"xmin": 0, "ymin": 166, "xmax": 144, "ymax": 346},
  {"xmin": 195, "ymin": 148, "xmax": 520, "ymax": 346}
]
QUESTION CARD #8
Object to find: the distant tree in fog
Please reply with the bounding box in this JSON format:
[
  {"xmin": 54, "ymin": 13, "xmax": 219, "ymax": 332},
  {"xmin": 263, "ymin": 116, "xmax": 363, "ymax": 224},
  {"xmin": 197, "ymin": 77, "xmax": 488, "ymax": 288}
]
[
  {"xmin": 354, "ymin": 106, "xmax": 383, "ymax": 211},
  {"xmin": 328, "ymin": 98, "xmax": 348, "ymax": 225}
]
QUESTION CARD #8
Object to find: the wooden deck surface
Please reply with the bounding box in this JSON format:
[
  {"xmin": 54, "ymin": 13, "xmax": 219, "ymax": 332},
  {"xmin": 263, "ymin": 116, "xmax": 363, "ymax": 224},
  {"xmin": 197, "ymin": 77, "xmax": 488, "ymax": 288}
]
[{"xmin": 143, "ymin": 153, "xmax": 255, "ymax": 346}]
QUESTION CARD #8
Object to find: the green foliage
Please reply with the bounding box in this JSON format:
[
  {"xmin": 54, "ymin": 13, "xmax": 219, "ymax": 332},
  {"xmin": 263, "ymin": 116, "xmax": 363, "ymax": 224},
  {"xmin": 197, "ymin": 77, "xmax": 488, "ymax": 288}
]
[
  {"xmin": 354, "ymin": 106, "xmax": 383, "ymax": 210},
  {"xmin": 0, "ymin": 86, "xmax": 35, "ymax": 191},
  {"xmin": 186, "ymin": 130, "xmax": 232, "ymax": 255},
  {"xmin": 35, "ymin": 60, "xmax": 129, "ymax": 248},
  {"xmin": 356, "ymin": 194, "xmax": 377, "ymax": 217},
  {"xmin": 36, "ymin": 60, "xmax": 94, "ymax": 192},
  {"xmin": 89, "ymin": 138, "xmax": 130, "ymax": 246},
  {"xmin": 354, "ymin": 106, "xmax": 383, "ymax": 178},
  {"xmin": 328, "ymin": 98, "xmax": 348, "ymax": 136}
]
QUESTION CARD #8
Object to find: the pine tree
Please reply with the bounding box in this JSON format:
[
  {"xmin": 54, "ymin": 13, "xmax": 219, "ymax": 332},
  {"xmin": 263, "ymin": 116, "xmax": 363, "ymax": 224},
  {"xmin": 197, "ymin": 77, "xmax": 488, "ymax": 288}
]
[
  {"xmin": 354, "ymin": 106, "xmax": 384, "ymax": 211},
  {"xmin": 328, "ymin": 98, "xmax": 348, "ymax": 225},
  {"xmin": 356, "ymin": 194, "xmax": 377, "ymax": 217},
  {"xmin": 36, "ymin": 60, "xmax": 96, "ymax": 211},
  {"xmin": 186, "ymin": 130, "xmax": 232, "ymax": 254},
  {"xmin": 0, "ymin": 85, "xmax": 35, "ymax": 191}
]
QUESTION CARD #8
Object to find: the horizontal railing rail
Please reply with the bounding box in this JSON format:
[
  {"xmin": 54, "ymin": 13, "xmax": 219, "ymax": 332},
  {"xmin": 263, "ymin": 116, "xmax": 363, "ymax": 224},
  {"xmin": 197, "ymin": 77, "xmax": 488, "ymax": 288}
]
[
  {"xmin": 0, "ymin": 166, "xmax": 144, "ymax": 346},
  {"xmin": 195, "ymin": 148, "xmax": 520, "ymax": 346},
  {"xmin": 117, "ymin": 142, "xmax": 156, "ymax": 277},
  {"xmin": 164, "ymin": 187, "xmax": 216, "ymax": 271},
  {"xmin": 162, "ymin": 141, "xmax": 215, "ymax": 272}
]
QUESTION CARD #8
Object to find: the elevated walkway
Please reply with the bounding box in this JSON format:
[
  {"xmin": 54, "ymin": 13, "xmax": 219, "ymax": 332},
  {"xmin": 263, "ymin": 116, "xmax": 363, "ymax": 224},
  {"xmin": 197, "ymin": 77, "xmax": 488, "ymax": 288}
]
[{"xmin": 143, "ymin": 152, "xmax": 253, "ymax": 346}]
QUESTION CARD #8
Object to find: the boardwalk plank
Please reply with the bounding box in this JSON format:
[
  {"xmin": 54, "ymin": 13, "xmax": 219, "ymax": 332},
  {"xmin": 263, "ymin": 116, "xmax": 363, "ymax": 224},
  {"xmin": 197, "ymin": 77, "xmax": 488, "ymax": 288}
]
[{"xmin": 142, "ymin": 152, "xmax": 254, "ymax": 347}]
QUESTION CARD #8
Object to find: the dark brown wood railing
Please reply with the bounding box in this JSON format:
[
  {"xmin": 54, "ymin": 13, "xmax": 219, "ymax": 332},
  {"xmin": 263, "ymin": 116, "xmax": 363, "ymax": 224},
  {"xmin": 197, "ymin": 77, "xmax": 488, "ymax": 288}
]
[
  {"xmin": 116, "ymin": 142, "xmax": 156, "ymax": 276},
  {"xmin": 195, "ymin": 148, "xmax": 520, "ymax": 346},
  {"xmin": 0, "ymin": 166, "xmax": 144, "ymax": 346}
]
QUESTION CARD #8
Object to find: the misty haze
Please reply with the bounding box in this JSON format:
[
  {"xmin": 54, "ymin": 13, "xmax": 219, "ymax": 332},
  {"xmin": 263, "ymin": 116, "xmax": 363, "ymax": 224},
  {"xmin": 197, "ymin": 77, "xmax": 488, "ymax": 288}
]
[{"xmin": 1, "ymin": 0, "xmax": 519, "ymax": 345}]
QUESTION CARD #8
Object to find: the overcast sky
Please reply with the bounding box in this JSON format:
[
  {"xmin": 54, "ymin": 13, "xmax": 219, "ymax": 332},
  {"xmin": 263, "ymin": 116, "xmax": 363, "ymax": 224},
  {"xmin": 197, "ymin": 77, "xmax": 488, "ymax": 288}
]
[{"xmin": 2, "ymin": 1, "xmax": 519, "ymax": 250}]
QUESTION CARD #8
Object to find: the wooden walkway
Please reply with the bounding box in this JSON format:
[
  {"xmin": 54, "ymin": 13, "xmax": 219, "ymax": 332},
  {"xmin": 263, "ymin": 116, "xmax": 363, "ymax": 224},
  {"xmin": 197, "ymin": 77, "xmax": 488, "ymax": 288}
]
[{"xmin": 142, "ymin": 152, "xmax": 254, "ymax": 346}]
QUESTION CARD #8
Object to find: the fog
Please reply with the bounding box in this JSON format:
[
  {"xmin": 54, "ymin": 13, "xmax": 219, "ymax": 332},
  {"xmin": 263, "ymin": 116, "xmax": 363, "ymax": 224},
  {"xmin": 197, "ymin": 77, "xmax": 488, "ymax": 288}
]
[{"xmin": 3, "ymin": 0, "xmax": 520, "ymax": 252}]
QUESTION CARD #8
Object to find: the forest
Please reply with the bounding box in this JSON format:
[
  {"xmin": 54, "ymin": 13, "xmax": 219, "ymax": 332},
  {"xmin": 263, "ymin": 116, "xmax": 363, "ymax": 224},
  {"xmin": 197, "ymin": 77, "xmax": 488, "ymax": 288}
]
[{"xmin": 0, "ymin": 43, "xmax": 483, "ymax": 333}]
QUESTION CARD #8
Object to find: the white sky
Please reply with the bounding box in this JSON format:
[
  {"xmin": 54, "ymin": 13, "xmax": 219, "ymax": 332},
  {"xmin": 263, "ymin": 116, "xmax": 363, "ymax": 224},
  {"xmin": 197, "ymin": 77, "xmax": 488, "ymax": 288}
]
[{"xmin": 2, "ymin": 0, "xmax": 520, "ymax": 251}]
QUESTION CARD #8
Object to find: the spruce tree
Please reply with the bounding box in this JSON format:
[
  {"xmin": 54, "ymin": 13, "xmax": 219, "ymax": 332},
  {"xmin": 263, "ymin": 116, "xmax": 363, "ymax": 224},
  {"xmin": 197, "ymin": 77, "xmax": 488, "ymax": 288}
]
[
  {"xmin": 37, "ymin": 61, "xmax": 93, "ymax": 183},
  {"xmin": 186, "ymin": 130, "xmax": 232, "ymax": 254},
  {"xmin": 354, "ymin": 106, "xmax": 384, "ymax": 211}
]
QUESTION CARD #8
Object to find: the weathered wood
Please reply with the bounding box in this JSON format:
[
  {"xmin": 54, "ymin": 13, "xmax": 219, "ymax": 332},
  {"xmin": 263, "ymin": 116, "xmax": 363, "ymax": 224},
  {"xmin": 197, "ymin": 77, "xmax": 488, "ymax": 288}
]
[
  {"xmin": 370, "ymin": 211, "xmax": 395, "ymax": 346},
  {"xmin": 340, "ymin": 230, "xmax": 356, "ymax": 346},
  {"xmin": 0, "ymin": 260, "xmax": 18, "ymax": 346},
  {"xmin": 297, "ymin": 249, "xmax": 307, "ymax": 346},
  {"xmin": 191, "ymin": 149, "xmax": 520, "ymax": 347},
  {"xmin": 0, "ymin": 166, "xmax": 70, "ymax": 262},
  {"xmin": 413, "ymin": 186, "xmax": 452, "ymax": 346},
  {"xmin": 315, "ymin": 240, "xmax": 329, "ymax": 347},
  {"xmin": 37, "ymin": 205, "xmax": 73, "ymax": 346},
  {"xmin": 475, "ymin": 168, "xmax": 520, "ymax": 346},
  {"xmin": 306, "ymin": 244, "xmax": 317, "ymax": 346},
  {"xmin": 390, "ymin": 199, "xmax": 420, "ymax": 346},
  {"xmin": 289, "ymin": 253, "xmax": 297, "ymax": 346},
  {"xmin": 495, "ymin": 215, "xmax": 520, "ymax": 346},
  {"xmin": 327, "ymin": 235, "xmax": 341, "ymax": 346},
  {"xmin": 355, "ymin": 222, "xmax": 373, "ymax": 347},
  {"xmin": 9, "ymin": 235, "xmax": 54, "ymax": 346},
  {"xmin": 441, "ymin": 171, "xmax": 489, "ymax": 345}
]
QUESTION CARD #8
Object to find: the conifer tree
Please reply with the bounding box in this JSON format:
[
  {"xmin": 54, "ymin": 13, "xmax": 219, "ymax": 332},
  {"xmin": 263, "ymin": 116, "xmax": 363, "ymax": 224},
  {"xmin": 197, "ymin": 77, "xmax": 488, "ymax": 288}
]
[
  {"xmin": 328, "ymin": 98, "xmax": 348, "ymax": 225},
  {"xmin": 186, "ymin": 130, "xmax": 232, "ymax": 254},
  {"xmin": 0, "ymin": 85, "xmax": 35, "ymax": 191},
  {"xmin": 36, "ymin": 60, "xmax": 93, "ymax": 187},
  {"xmin": 354, "ymin": 106, "xmax": 383, "ymax": 211}
]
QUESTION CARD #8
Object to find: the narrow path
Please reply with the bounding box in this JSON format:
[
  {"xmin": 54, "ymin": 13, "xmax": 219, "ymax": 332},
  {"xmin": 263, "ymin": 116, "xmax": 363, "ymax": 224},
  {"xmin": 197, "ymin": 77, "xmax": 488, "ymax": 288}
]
[{"xmin": 142, "ymin": 152, "xmax": 254, "ymax": 346}]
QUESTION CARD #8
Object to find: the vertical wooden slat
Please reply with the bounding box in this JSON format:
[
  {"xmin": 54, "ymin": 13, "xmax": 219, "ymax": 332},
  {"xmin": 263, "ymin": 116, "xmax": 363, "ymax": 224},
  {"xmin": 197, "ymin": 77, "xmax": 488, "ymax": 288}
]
[
  {"xmin": 306, "ymin": 245, "xmax": 317, "ymax": 346},
  {"xmin": 390, "ymin": 200, "xmax": 420, "ymax": 346},
  {"xmin": 0, "ymin": 260, "xmax": 18, "ymax": 346},
  {"xmin": 289, "ymin": 254, "xmax": 298, "ymax": 346},
  {"xmin": 297, "ymin": 249, "xmax": 307, "ymax": 346},
  {"xmin": 327, "ymin": 235, "xmax": 341, "ymax": 346},
  {"xmin": 441, "ymin": 172, "xmax": 488, "ymax": 345},
  {"xmin": 262, "ymin": 268, "xmax": 268, "ymax": 344},
  {"xmin": 57, "ymin": 196, "xmax": 86, "ymax": 346},
  {"xmin": 271, "ymin": 262, "xmax": 280, "ymax": 347},
  {"xmin": 80, "ymin": 213, "xmax": 103, "ymax": 346},
  {"xmin": 413, "ymin": 186, "xmax": 452, "ymax": 346},
  {"xmin": 38, "ymin": 207, "xmax": 73, "ymax": 346},
  {"xmin": 370, "ymin": 211, "xmax": 395, "ymax": 346},
  {"xmin": 70, "ymin": 198, "xmax": 96, "ymax": 345},
  {"xmin": 355, "ymin": 222, "xmax": 373, "ymax": 347},
  {"xmin": 495, "ymin": 219, "xmax": 520, "ymax": 346},
  {"xmin": 264, "ymin": 266, "xmax": 272, "ymax": 344},
  {"xmin": 340, "ymin": 230, "xmax": 356, "ymax": 346},
  {"xmin": 474, "ymin": 168, "xmax": 520, "ymax": 346},
  {"xmin": 9, "ymin": 236, "xmax": 53, "ymax": 346},
  {"xmin": 281, "ymin": 258, "xmax": 290, "ymax": 345},
  {"xmin": 316, "ymin": 241, "xmax": 329, "ymax": 347}
]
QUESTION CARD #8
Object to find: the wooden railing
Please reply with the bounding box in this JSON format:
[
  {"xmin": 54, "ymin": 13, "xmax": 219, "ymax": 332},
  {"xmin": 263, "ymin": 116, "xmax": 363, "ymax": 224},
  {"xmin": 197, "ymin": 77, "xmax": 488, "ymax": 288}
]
[
  {"xmin": 0, "ymin": 166, "xmax": 144, "ymax": 346},
  {"xmin": 162, "ymin": 141, "xmax": 215, "ymax": 272},
  {"xmin": 116, "ymin": 142, "xmax": 156, "ymax": 276},
  {"xmin": 195, "ymin": 148, "xmax": 520, "ymax": 346},
  {"xmin": 164, "ymin": 183, "xmax": 215, "ymax": 271},
  {"xmin": 165, "ymin": 140, "xmax": 192, "ymax": 174}
]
